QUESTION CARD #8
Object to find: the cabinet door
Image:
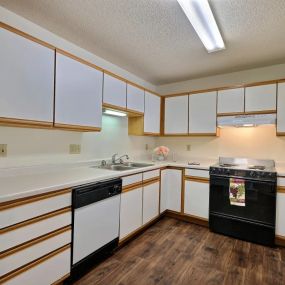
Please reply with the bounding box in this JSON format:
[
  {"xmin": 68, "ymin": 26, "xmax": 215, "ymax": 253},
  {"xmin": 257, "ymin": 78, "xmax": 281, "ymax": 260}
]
[
  {"xmin": 144, "ymin": 92, "xmax": 161, "ymax": 134},
  {"xmin": 164, "ymin": 96, "xmax": 188, "ymax": 134},
  {"xmin": 160, "ymin": 169, "xmax": 182, "ymax": 213},
  {"xmin": 119, "ymin": 188, "xmax": 143, "ymax": 239},
  {"xmin": 127, "ymin": 84, "xmax": 144, "ymax": 113},
  {"xmin": 218, "ymin": 88, "xmax": 244, "ymax": 114},
  {"xmin": 184, "ymin": 180, "xmax": 209, "ymax": 219},
  {"xmin": 143, "ymin": 182, "xmax": 160, "ymax": 224},
  {"xmin": 189, "ymin": 92, "xmax": 217, "ymax": 134},
  {"xmin": 55, "ymin": 53, "xmax": 103, "ymax": 128},
  {"xmin": 277, "ymin": 82, "xmax": 285, "ymax": 134},
  {"xmin": 245, "ymin": 84, "xmax": 276, "ymax": 112},
  {"xmin": 103, "ymin": 73, "xmax": 126, "ymax": 108},
  {"xmin": 0, "ymin": 27, "xmax": 54, "ymax": 123},
  {"xmin": 276, "ymin": 192, "xmax": 285, "ymax": 236}
]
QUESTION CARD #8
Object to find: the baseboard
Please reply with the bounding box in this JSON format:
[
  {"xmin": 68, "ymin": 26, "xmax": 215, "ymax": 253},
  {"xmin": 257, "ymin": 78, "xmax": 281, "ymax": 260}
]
[
  {"xmin": 275, "ymin": 235, "xmax": 285, "ymax": 247},
  {"xmin": 164, "ymin": 210, "xmax": 209, "ymax": 227}
]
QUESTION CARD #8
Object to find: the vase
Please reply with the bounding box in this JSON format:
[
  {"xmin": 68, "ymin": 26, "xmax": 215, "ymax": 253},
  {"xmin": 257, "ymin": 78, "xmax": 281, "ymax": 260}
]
[{"xmin": 157, "ymin": 155, "xmax": 165, "ymax": 161}]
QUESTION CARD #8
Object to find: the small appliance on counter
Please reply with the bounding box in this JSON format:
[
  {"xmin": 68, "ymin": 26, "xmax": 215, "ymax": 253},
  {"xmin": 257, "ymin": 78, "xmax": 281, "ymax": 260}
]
[{"xmin": 209, "ymin": 157, "xmax": 277, "ymax": 246}]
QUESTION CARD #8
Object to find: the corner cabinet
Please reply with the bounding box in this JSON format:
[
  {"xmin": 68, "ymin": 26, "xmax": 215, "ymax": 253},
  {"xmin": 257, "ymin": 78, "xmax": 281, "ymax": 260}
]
[
  {"xmin": 245, "ymin": 84, "xmax": 277, "ymax": 113},
  {"xmin": 144, "ymin": 92, "xmax": 161, "ymax": 135},
  {"xmin": 54, "ymin": 52, "xmax": 103, "ymax": 131},
  {"xmin": 103, "ymin": 73, "xmax": 127, "ymax": 110},
  {"xmin": 164, "ymin": 96, "xmax": 188, "ymax": 135},
  {"xmin": 277, "ymin": 82, "xmax": 285, "ymax": 135},
  {"xmin": 127, "ymin": 84, "xmax": 144, "ymax": 114},
  {"xmin": 188, "ymin": 91, "xmax": 217, "ymax": 135},
  {"xmin": 0, "ymin": 26, "xmax": 54, "ymax": 127}
]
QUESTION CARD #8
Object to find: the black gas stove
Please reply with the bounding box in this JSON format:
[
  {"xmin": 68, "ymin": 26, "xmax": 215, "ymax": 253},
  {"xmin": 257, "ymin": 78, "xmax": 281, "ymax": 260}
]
[{"xmin": 209, "ymin": 157, "xmax": 277, "ymax": 246}]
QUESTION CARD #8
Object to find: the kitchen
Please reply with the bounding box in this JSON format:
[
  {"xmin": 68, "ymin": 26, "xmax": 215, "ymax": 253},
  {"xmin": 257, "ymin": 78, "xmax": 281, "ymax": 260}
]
[{"xmin": 0, "ymin": 1, "xmax": 285, "ymax": 284}]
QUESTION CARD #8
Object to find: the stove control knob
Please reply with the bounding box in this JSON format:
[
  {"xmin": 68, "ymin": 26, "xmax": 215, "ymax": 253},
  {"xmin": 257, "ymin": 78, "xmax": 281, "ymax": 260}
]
[{"xmin": 250, "ymin": 171, "xmax": 255, "ymax": 177}]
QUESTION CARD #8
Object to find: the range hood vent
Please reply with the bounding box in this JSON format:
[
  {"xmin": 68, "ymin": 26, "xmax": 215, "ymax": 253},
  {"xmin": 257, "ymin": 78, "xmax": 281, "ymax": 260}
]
[{"xmin": 217, "ymin": 114, "xmax": 276, "ymax": 128}]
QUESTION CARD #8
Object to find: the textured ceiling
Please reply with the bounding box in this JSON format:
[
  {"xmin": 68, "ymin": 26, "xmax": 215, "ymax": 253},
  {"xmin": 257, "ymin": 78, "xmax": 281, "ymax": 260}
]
[{"xmin": 1, "ymin": 0, "xmax": 285, "ymax": 85}]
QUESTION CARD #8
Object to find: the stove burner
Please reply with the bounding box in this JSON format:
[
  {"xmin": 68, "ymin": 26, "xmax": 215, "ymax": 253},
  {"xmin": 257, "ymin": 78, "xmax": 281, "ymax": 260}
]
[
  {"xmin": 248, "ymin": 165, "xmax": 266, "ymax": 170},
  {"xmin": 219, "ymin": 163, "xmax": 237, "ymax": 168}
]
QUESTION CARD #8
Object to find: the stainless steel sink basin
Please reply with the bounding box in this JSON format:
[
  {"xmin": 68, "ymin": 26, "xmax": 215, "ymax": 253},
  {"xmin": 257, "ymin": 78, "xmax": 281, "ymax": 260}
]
[
  {"xmin": 122, "ymin": 162, "xmax": 154, "ymax": 168},
  {"xmin": 93, "ymin": 161, "xmax": 154, "ymax": 171}
]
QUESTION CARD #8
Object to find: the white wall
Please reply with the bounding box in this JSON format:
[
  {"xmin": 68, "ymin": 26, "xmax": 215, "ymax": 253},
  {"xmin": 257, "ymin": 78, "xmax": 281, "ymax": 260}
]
[
  {"xmin": 158, "ymin": 126, "xmax": 285, "ymax": 162},
  {"xmin": 157, "ymin": 63, "xmax": 285, "ymax": 95}
]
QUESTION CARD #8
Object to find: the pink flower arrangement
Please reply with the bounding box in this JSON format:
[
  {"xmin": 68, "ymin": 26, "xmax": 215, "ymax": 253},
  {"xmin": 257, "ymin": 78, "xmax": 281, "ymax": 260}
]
[{"xmin": 153, "ymin": 146, "xmax": 170, "ymax": 157}]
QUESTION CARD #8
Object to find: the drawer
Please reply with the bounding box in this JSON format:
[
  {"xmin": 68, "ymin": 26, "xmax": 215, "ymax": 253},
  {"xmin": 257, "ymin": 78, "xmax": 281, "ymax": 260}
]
[
  {"xmin": 143, "ymin": 169, "xmax": 160, "ymax": 181},
  {"xmin": 0, "ymin": 228, "xmax": 71, "ymax": 277},
  {"xmin": 122, "ymin": 173, "xmax": 142, "ymax": 188},
  {"xmin": 1, "ymin": 246, "xmax": 70, "ymax": 285},
  {"xmin": 0, "ymin": 189, "xmax": 71, "ymax": 229},
  {"xmin": 277, "ymin": 177, "xmax": 285, "ymax": 186},
  {"xmin": 185, "ymin": 168, "xmax": 209, "ymax": 179},
  {"xmin": 0, "ymin": 209, "xmax": 71, "ymax": 252}
]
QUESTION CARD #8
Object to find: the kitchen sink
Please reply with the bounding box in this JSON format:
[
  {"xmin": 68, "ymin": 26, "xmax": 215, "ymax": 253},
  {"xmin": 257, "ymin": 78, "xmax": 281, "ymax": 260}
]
[
  {"xmin": 93, "ymin": 162, "xmax": 154, "ymax": 171},
  {"xmin": 122, "ymin": 162, "xmax": 154, "ymax": 168}
]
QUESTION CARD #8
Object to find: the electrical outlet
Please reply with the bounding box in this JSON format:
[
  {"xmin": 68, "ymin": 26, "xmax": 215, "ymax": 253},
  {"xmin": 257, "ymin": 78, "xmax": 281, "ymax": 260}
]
[
  {"xmin": 145, "ymin": 144, "xmax": 149, "ymax": 151},
  {"xmin": 69, "ymin": 144, "xmax": 81, "ymax": 154},
  {"xmin": 186, "ymin": 144, "xmax": 191, "ymax": 151},
  {"xmin": 0, "ymin": 144, "xmax": 7, "ymax": 157}
]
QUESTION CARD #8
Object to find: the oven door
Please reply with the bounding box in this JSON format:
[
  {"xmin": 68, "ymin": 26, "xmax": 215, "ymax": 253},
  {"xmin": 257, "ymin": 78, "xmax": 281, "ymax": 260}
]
[{"xmin": 209, "ymin": 175, "xmax": 276, "ymax": 226}]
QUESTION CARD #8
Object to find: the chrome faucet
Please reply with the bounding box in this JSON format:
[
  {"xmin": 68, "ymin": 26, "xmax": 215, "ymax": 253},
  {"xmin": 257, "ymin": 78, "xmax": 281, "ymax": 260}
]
[{"xmin": 111, "ymin": 153, "xmax": 129, "ymax": 164}]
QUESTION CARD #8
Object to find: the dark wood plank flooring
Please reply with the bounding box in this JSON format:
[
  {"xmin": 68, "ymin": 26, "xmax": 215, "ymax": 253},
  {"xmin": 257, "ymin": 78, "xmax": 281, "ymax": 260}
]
[{"xmin": 72, "ymin": 217, "xmax": 285, "ymax": 285}]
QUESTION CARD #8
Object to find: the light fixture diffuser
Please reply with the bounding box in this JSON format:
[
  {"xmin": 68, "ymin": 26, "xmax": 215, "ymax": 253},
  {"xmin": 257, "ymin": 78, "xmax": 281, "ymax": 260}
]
[
  {"xmin": 103, "ymin": 109, "xmax": 127, "ymax": 117},
  {"xmin": 177, "ymin": 0, "xmax": 225, "ymax": 53}
]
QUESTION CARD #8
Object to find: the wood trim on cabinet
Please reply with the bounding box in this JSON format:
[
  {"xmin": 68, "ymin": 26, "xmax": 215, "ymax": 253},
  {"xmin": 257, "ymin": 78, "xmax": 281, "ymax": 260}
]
[
  {"xmin": 217, "ymin": 112, "xmax": 247, "ymax": 117},
  {"xmin": 0, "ymin": 244, "xmax": 70, "ymax": 284},
  {"xmin": 277, "ymin": 132, "xmax": 285, "ymax": 136},
  {"xmin": 143, "ymin": 177, "xmax": 160, "ymax": 187},
  {"xmin": 0, "ymin": 188, "xmax": 71, "ymax": 210},
  {"xmin": 165, "ymin": 210, "xmax": 209, "ymax": 227},
  {"xmin": 188, "ymin": 132, "xmax": 218, "ymax": 137},
  {"xmin": 51, "ymin": 273, "xmax": 70, "ymax": 285},
  {"xmin": 126, "ymin": 109, "xmax": 144, "ymax": 117},
  {"xmin": 217, "ymin": 110, "xmax": 276, "ymax": 117},
  {"xmin": 0, "ymin": 226, "xmax": 71, "ymax": 258},
  {"xmin": 0, "ymin": 207, "xmax": 71, "ymax": 234},
  {"xmin": 56, "ymin": 48, "xmax": 103, "ymax": 71},
  {"xmin": 53, "ymin": 123, "xmax": 101, "ymax": 132},
  {"xmin": 0, "ymin": 22, "xmax": 55, "ymax": 50},
  {"xmin": 102, "ymin": 103, "xmax": 127, "ymax": 112},
  {"xmin": 0, "ymin": 117, "xmax": 53, "ymax": 129},
  {"xmin": 143, "ymin": 132, "xmax": 161, "ymax": 136},
  {"xmin": 185, "ymin": 176, "xmax": 210, "ymax": 183},
  {"xmin": 275, "ymin": 235, "xmax": 285, "ymax": 247},
  {"xmin": 122, "ymin": 182, "xmax": 143, "ymax": 193},
  {"xmin": 103, "ymin": 70, "xmax": 127, "ymax": 83},
  {"xmin": 277, "ymin": 186, "xmax": 285, "ymax": 193}
]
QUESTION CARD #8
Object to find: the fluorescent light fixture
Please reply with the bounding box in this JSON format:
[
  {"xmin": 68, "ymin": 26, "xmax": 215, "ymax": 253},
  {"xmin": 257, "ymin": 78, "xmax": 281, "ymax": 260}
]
[
  {"xmin": 177, "ymin": 0, "xmax": 225, "ymax": 53},
  {"xmin": 103, "ymin": 109, "xmax": 127, "ymax": 117},
  {"xmin": 240, "ymin": 124, "xmax": 255, "ymax": 128}
]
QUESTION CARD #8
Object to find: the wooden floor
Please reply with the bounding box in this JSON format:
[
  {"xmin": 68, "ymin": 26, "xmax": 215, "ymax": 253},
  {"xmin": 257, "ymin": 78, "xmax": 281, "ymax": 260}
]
[{"xmin": 73, "ymin": 217, "xmax": 285, "ymax": 285}]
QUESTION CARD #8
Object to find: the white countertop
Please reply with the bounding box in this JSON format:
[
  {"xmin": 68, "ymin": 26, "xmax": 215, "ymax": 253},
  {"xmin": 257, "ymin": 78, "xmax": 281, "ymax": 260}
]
[
  {"xmin": 0, "ymin": 159, "xmax": 215, "ymax": 203},
  {"xmin": 1, "ymin": 158, "xmax": 284, "ymax": 203}
]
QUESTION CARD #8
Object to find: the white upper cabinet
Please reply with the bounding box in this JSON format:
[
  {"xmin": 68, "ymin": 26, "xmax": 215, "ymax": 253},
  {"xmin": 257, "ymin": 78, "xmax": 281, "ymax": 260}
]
[
  {"xmin": 127, "ymin": 84, "xmax": 144, "ymax": 113},
  {"xmin": 277, "ymin": 82, "xmax": 285, "ymax": 134},
  {"xmin": 164, "ymin": 96, "xmax": 188, "ymax": 134},
  {"xmin": 103, "ymin": 73, "xmax": 126, "ymax": 108},
  {"xmin": 217, "ymin": 88, "xmax": 244, "ymax": 114},
  {"xmin": 0, "ymin": 27, "xmax": 54, "ymax": 123},
  {"xmin": 245, "ymin": 84, "xmax": 277, "ymax": 112},
  {"xmin": 144, "ymin": 92, "xmax": 161, "ymax": 134},
  {"xmin": 188, "ymin": 92, "xmax": 217, "ymax": 134},
  {"xmin": 55, "ymin": 52, "xmax": 103, "ymax": 128}
]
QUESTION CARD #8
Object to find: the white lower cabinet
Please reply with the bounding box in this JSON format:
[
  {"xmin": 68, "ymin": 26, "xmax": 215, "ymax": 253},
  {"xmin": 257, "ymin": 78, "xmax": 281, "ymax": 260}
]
[
  {"xmin": 119, "ymin": 188, "xmax": 143, "ymax": 239},
  {"xmin": 143, "ymin": 182, "xmax": 160, "ymax": 224},
  {"xmin": 184, "ymin": 180, "xmax": 209, "ymax": 219},
  {"xmin": 3, "ymin": 247, "xmax": 71, "ymax": 285},
  {"xmin": 276, "ymin": 192, "xmax": 285, "ymax": 236},
  {"xmin": 160, "ymin": 169, "xmax": 182, "ymax": 213}
]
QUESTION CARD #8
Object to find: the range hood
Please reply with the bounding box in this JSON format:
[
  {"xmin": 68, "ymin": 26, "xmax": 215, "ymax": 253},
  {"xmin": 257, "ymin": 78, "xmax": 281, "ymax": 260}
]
[{"xmin": 217, "ymin": 114, "xmax": 276, "ymax": 128}]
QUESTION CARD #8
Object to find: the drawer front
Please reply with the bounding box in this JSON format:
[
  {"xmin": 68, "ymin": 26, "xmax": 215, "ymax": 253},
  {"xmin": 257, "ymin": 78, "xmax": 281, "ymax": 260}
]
[
  {"xmin": 0, "ymin": 228, "xmax": 71, "ymax": 277},
  {"xmin": 2, "ymin": 246, "xmax": 70, "ymax": 285},
  {"xmin": 0, "ymin": 210, "xmax": 71, "ymax": 252},
  {"xmin": 185, "ymin": 168, "xmax": 209, "ymax": 179},
  {"xmin": 143, "ymin": 169, "xmax": 160, "ymax": 181},
  {"xmin": 1, "ymin": 190, "xmax": 71, "ymax": 229},
  {"xmin": 122, "ymin": 173, "xmax": 142, "ymax": 188},
  {"xmin": 277, "ymin": 177, "xmax": 285, "ymax": 186}
]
